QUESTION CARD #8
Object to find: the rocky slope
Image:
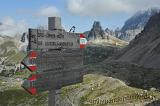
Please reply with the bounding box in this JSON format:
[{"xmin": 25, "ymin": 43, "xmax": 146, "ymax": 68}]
[
  {"xmin": 0, "ymin": 35, "xmax": 25, "ymax": 76},
  {"xmin": 118, "ymin": 8, "xmax": 160, "ymax": 42},
  {"xmin": 114, "ymin": 13, "xmax": 160, "ymax": 69},
  {"xmin": 0, "ymin": 35, "xmax": 13, "ymax": 45},
  {"xmin": 0, "ymin": 34, "xmax": 26, "ymax": 51},
  {"xmin": 60, "ymin": 74, "xmax": 160, "ymax": 106},
  {"xmin": 84, "ymin": 45, "xmax": 121, "ymax": 65}
]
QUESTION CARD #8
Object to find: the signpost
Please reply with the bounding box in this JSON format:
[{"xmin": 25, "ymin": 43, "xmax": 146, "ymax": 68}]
[{"xmin": 21, "ymin": 17, "xmax": 87, "ymax": 106}]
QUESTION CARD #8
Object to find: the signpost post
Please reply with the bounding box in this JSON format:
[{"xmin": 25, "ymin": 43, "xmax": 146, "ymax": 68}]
[
  {"xmin": 21, "ymin": 17, "xmax": 87, "ymax": 106},
  {"xmin": 49, "ymin": 90, "xmax": 56, "ymax": 106}
]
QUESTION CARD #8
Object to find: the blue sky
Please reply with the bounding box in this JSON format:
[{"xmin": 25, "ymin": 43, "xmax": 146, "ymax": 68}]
[{"xmin": 0, "ymin": 0, "xmax": 160, "ymax": 36}]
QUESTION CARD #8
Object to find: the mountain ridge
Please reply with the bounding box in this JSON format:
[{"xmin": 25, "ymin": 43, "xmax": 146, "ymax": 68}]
[
  {"xmin": 118, "ymin": 8, "xmax": 160, "ymax": 42},
  {"xmin": 115, "ymin": 13, "xmax": 160, "ymax": 69}
]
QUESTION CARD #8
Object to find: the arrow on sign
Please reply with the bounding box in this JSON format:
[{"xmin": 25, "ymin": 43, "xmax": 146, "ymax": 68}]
[
  {"xmin": 22, "ymin": 74, "xmax": 38, "ymax": 95},
  {"xmin": 22, "ymin": 67, "xmax": 84, "ymax": 94},
  {"xmin": 21, "ymin": 50, "xmax": 38, "ymax": 72},
  {"xmin": 80, "ymin": 34, "xmax": 87, "ymax": 49}
]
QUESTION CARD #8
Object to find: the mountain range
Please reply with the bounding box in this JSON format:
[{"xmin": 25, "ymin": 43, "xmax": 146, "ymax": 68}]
[
  {"xmin": 114, "ymin": 13, "xmax": 160, "ymax": 69},
  {"xmin": 0, "ymin": 35, "xmax": 25, "ymax": 76},
  {"xmin": 86, "ymin": 8, "xmax": 160, "ymax": 42},
  {"xmin": 118, "ymin": 8, "xmax": 160, "ymax": 41},
  {"xmin": 86, "ymin": 21, "xmax": 128, "ymax": 47}
]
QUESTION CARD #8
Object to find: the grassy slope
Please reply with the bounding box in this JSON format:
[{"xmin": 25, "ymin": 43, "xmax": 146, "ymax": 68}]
[
  {"xmin": 0, "ymin": 89, "xmax": 47, "ymax": 106},
  {"xmin": 0, "ymin": 41, "xmax": 25, "ymax": 64},
  {"xmin": 61, "ymin": 74, "xmax": 160, "ymax": 106}
]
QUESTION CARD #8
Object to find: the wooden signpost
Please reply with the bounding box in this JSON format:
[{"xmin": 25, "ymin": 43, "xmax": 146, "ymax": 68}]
[{"xmin": 21, "ymin": 17, "xmax": 87, "ymax": 106}]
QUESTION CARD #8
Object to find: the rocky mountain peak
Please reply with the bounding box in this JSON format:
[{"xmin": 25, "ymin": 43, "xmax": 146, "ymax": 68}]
[
  {"xmin": 118, "ymin": 8, "xmax": 160, "ymax": 42},
  {"xmin": 144, "ymin": 12, "xmax": 160, "ymax": 32},
  {"xmin": 87, "ymin": 21, "xmax": 105, "ymax": 40},
  {"xmin": 132, "ymin": 13, "xmax": 160, "ymax": 44},
  {"xmin": 93, "ymin": 21, "xmax": 101, "ymax": 28},
  {"xmin": 122, "ymin": 8, "xmax": 160, "ymax": 32}
]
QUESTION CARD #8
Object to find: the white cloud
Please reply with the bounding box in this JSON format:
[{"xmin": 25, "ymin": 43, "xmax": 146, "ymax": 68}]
[
  {"xmin": 17, "ymin": 6, "xmax": 60, "ymax": 18},
  {"xmin": 36, "ymin": 6, "xmax": 60, "ymax": 17},
  {"xmin": 0, "ymin": 17, "xmax": 28, "ymax": 36},
  {"xmin": 66, "ymin": 0, "xmax": 160, "ymax": 16}
]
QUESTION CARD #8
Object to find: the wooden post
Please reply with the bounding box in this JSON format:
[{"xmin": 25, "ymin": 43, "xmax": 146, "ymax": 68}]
[
  {"xmin": 48, "ymin": 90, "xmax": 56, "ymax": 106},
  {"xmin": 55, "ymin": 90, "xmax": 61, "ymax": 106}
]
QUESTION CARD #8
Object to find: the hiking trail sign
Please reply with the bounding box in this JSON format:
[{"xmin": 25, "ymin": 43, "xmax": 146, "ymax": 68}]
[
  {"xmin": 21, "ymin": 17, "xmax": 87, "ymax": 106},
  {"xmin": 28, "ymin": 29, "xmax": 87, "ymax": 50},
  {"xmin": 22, "ymin": 67, "xmax": 84, "ymax": 94},
  {"xmin": 21, "ymin": 49, "xmax": 84, "ymax": 72}
]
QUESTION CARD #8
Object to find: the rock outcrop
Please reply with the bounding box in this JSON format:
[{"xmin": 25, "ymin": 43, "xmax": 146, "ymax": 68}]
[{"xmin": 105, "ymin": 28, "xmax": 115, "ymax": 36}]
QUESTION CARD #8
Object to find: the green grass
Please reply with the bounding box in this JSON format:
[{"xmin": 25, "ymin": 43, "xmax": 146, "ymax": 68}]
[
  {"xmin": 61, "ymin": 83, "xmax": 81, "ymax": 99},
  {"xmin": 0, "ymin": 41, "xmax": 16, "ymax": 49},
  {"xmin": 9, "ymin": 51, "xmax": 26, "ymax": 63},
  {"xmin": 13, "ymin": 70, "xmax": 31, "ymax": 79},
  {"xmin": 0, "ymin": 89, "xmax": 48, "ymax": 106},
  {"xmin": 0, "ymin": 40, "xmax": 26, "ymax": 64},
  {"xmin": 0, "ymin": 79, "xmax": 2, "ymax": 86}
]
